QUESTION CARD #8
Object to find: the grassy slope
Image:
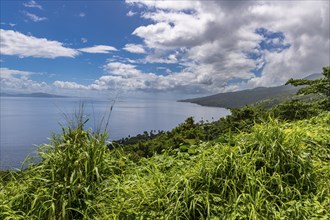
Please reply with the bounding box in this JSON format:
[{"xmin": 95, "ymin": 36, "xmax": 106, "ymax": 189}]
[{"xmin": 1, "ymin": 111, "xmax": 329, "ymax": 219}]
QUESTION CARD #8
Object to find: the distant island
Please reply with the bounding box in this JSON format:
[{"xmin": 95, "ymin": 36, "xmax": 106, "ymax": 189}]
[
  {"xmin": 0, "ymin": 92, "xmax": 68, "ymax": 98},
  {"xmin": 180, "ymin": 73, "xmax": 322, "ymax": 108}
]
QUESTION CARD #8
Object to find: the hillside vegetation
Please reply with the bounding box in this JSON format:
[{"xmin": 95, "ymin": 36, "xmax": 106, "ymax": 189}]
[{"xmin": 0, "ymin": 67, "xmax": 329, "ymax": 219}]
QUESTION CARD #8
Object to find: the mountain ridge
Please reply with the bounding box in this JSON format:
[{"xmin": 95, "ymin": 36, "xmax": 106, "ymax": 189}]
[{"xmin": 180, "ymin": 73, "xmax": 322, "ymax": 108}]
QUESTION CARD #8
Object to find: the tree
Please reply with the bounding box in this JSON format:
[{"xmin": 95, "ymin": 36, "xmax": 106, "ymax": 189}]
[
  {"xmin": 286, "ymin": 66, "xmax": 330, "ymax": 110},
  {"xmin": 286, "ymin": 66, "xmax": 330, "ymax": 97}
]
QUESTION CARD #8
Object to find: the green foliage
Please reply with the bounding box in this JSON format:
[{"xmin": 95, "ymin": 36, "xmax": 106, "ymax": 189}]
[
  {"xmin": 270, "ymin": 99, "xmax": 320, "ymax": 120},
  {"xmin": 286, "ymin": 66, "xmax": 330, "ymax": 109},
  {"xmin": 286, "ymin": 66, "xmax": 330, "ymax": 97},
  {"xmin": 0, "ymin": 126, "xmax": 114, "ymax": 219},
  {"xmin": 224, "ymin": 105, "xmax": 267, "ymax": 130}
]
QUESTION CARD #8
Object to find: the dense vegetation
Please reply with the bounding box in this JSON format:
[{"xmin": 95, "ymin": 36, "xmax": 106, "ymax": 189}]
[{"xmin": 0, "ymin": 67, "xmax": 329, "ymax": 219}]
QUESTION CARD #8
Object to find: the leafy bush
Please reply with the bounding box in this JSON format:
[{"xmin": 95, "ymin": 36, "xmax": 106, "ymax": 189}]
[{"xmin": 270, "ymin": 99, "xmax": 320, "ymax": 120}]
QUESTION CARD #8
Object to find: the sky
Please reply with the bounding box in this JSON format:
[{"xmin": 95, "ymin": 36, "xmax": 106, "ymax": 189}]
[{"xmin": 0, "ymin": 0, "xmax": 329, "ymax": 99}]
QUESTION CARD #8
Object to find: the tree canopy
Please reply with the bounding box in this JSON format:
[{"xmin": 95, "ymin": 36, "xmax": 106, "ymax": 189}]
[{"xmin": 286, "ymin": 66, "xmax": 330, "ymax": 97}]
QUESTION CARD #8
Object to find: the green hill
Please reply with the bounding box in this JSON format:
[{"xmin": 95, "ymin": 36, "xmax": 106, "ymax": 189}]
[{"xmin": 180, "ymin": 73, "xmax": 322, "ymax": 108}]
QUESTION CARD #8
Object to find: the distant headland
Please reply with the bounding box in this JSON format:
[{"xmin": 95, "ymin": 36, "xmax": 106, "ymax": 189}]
[{"xmin": 0, "ymin": 92, "xmax": 68, "ymax": 98}]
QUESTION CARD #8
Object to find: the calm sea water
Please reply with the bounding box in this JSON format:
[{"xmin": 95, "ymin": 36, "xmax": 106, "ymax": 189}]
[{"xmin": 0, "ymin": 97, "xmax": 230, "ymax": 170}]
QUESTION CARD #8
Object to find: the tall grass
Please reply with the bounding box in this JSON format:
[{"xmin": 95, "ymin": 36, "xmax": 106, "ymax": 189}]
[
  {"xmin": 0, "ymin": 112, "xmax": 329, "ymax": 219},
  {"xmin": 0, "ymin": 101, "xmax": 116, "ymax": 219},
  {"xmin": 93, "ymin": 112, "xmax": 330, "ymax": 219}
]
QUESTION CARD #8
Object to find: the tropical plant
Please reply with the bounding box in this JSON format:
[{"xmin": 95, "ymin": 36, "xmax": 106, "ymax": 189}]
[
  {"xmin": 286, "ymin": 66, "xmax": 330, "ymax": 109},
  {"xmin": 286, "ymin": 66, "xmax": 330, "ymax": 97}
]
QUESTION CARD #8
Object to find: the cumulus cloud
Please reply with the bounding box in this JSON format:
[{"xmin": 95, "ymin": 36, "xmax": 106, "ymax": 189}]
[
  {"xmin": 0, "ymin": 29, "xmax": 79, "ymax": 58},
  {"xmin": 78, "ymin": 45, "xmax": 118, "ymax": 54},
  {"xmin": 126, "ymin": 11, "xmax": 136, "ymax": 17},
  {"xmin": 23, "ymin": 0, "xmax": 43, "ymax": 10},
  {"xmin": 0, "ymin": 67, "xmax": 48, "ymax": 92},
  {"xmin": 123, "ymin": 43, "xmax": 146, "ymax": 53},
  {"xmin": 0, "ymin": 67, "xmax": 32, "ymax": 79},
  {"xmin": 53, "ymin": 61, "xmax": 171, "ymax": 92},
  {"xmin": 85, "ymin": 60, "xmax": 214, "ymax": 93},
  {"xmin": 24, "ymin": 12, "xmax": 47, "ymax": 22},
  {"xmin": 53, "ymin": 81, "xmax": 88, "ymax": 90},
  {"xmin": 0, "ymin": 67, "xmax": 92, "ymax": 94},
  {"xmin": 104, "ymin": 62, "xmax": 142, "ymax": 77},
  {"xmin": 123, "ymin": 0, "xmax": 329, "ymax": 92},
  {"xmin": 6, "ymin": 1, "xmax": 328, "ymax": 95}
]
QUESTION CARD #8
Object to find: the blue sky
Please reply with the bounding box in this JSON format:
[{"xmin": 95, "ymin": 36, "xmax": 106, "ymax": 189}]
[{"xmin": 1, "ymin": 0, "xmax": 329, "ymax": 98}]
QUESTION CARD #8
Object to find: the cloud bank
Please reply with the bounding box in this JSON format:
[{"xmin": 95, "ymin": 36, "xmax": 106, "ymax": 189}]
[
  {"xmin": 0, "ymin": 29, "xmax": 78, "ymax": 58},
  {"xmin": 2, "ymin": 1, "xmax": 329, "ymax": 95},
  {"xmin": 0, "ymin": 29, "xmax": 119, "ymax": 58},
  {"xmin": 0, "ymin": 67, "xmax": 48, "ymax": 92},
  {"xmin": 118, "ymin": 0, "xmax": 329, "ymax": 93}
]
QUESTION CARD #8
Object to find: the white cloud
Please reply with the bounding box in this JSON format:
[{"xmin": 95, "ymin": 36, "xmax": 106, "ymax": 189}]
[
  {"xmin": 78, "ymin": 45, "xmax": 118, "ymax": 54},
  {"xmin": 0, "ymin": 67, "xmax": 90, "ymax": 94},
  {"xmin": 89, "ymin": 61, "xmax": 155, "ymax": 91},
  {"xmin": 124, "ymin": 0, "xmax": 329, "ymax": 92},
  {"xmin": 5, "ymin": 1, "xmax": 327, "ymax": 95},
  {"xmin": 0, "ymin": 29, "xmax": 79, "ymax": 58},
  {"xmin": 53, "ymin": 61, "xmax": 175, "ymax": 92},
  {"xmin": 104, "ymin": 62, "xmax": 142, "ymax": 77},
  {"xmin": 126, "ymin": 0, "xmax": 200, "ymax": 11},
  {"xmin": 0, "ymin": 22, "xmax": 17, "ymax": 27},
  {"xmin": 0, "ymin": 67, "xmax": 32, "ymax": 79},
  {"xmin": 135, "ymin": 10, "xmax": 215, "ymax": 49},
  {"xmin": 0, "ymin": 67, "xmax": 93, "ymax": 94},
  {"xmin": 123, "ymin": 43, "xmax": 146, "ymax": 53},
  {"xmin": 86, "ymin": 60, "xmax": 214, "ymax": 93},
  {"xmin": 23, "ymin": 0, "xmax": 43, "ymax": 10},
  {"xmin": 144, "ymin": 51, "xmax": 179, "ymax": 64},
  {"xmin": 81, "ymin": 38, "xmax": 88, "ymax": 43},
  {"xmin": 126, "ymin": 11, "xmax": 136, "ymax": 17},
  {"xmin": 53, "ymin": 81, "xmax": 88, "ymax": 90},
  {"xmin": 24, "ymin": 12, "xmax": 47, "ymax": 22},
  {"xmin": 0, "ymin": 67, "xmax": 48, "ymax": 92},
  {"xmin": 78, "ymin": 12, "xmax": 86, "ymax": 17}
]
